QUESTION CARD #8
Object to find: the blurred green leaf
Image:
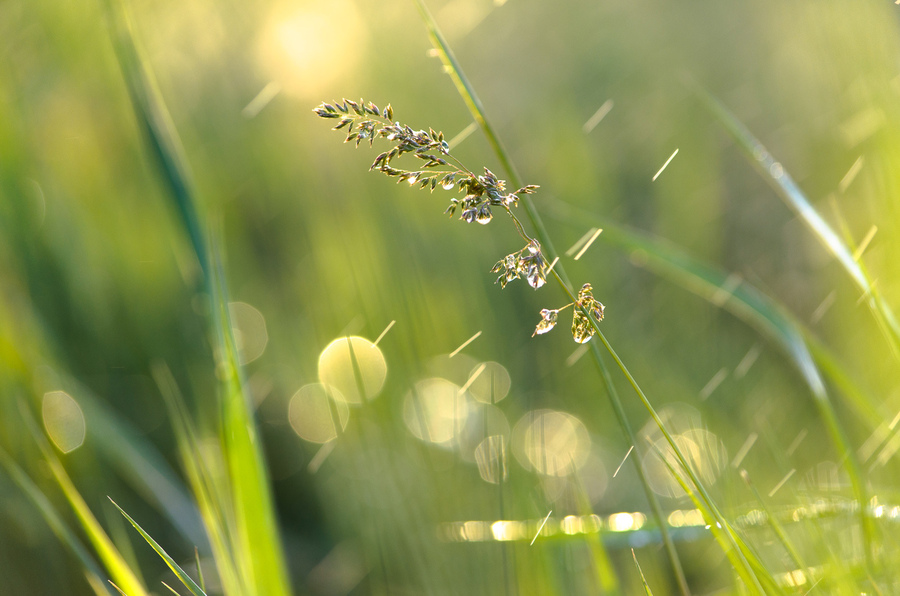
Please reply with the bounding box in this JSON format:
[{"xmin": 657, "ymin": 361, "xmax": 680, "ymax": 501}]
[
  {"xmin": 700, "ymin": 89, "xmax": 900, "ymax": 359},
  {"xmin": 109, "ymin": 498, "xmax": 207, "ymax": 596},
  {"xmin": 0, "ymin": 447, "xmax": 115, "ymax": 596}
]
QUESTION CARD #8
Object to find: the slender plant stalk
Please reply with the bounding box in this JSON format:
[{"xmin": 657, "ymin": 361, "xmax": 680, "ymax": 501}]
[
  {"xmin": 0, "ymin": 447, "xmax": 116, "ymax": 596},
  {"xmin": 412, "ymin": 1, "xmax": 880, "ymax": 584},
  {"xmin": 698, "ymin": 88, "xmax": 900, "ymax": 359},
  {"xmin": 20, "ymin": 403, "xmax": 150, "ymax": 596},
  {"xmin": 544, "ymin": 200, "xmax": 877, "ymax": 560},
  {"xmin": 543, "ymin": 200, "xmax": 887, "ymax": 432},
  {"xmin": 410, "ymin": 0, "xmax": 693, "ymax": 593},
  {"xmin": 695, "ymin": 89, "xmax": 876, "ymax": 567},
  {"xmin": 738, "ymin": 470, "xmax": 810, "ymax": 580},
  {"xmin": 104, "ymin": 2, "xmax": 292, "ymax": 594}
]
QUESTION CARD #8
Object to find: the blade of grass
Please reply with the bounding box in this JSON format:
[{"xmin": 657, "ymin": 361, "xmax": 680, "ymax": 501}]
[
  {"xmin": 411, "ymin": 2, "xmax": 691, "ymax": 592},
  {"xmin": 109, "ymin": 498, "xmax": 207, "ymax": 596},
  {"xmin": 105, "ymin": 0, "xmax": 293, "ymax": 592},
  {"xmin": 210, "ymin": 237, "xmax": 293, "ymax": 596},
  {"xmin": 544, "ymin": 200, "xmax": 886, "ymax": 432},
  {"xmin": 78, "ymin": 392, "xmax": 208, "ymax": 550},
  {"xmin": 543, "ymin": 201, "xmax": 878, "ymax": 559},
  {"xmin": 103, "ymin": 0, "xmax": 208, "ymax": 283},
  {"xmin": 20, "ymin": 402, "xmax": 150, "ymax": 596},
  {"xmin": 194, "ymin": 548, "xmax": 206, "ymax": 594},
  {"xmin": 0, "ymin": 447, "xmax": 115, "ymax": 596},
  {"xmin": 738, "ymin": 470, "xmax": 809, "ymax": 581},
  {"xmin": 151, "ymin": 361, "xmax": 244, "ymax": 596},
  {"xmin": 0, "ymin": 277, "xmax": 207, "ymax": 550},
  {"xmin": 598, "ymin": 330, "xmax": 771, "ymax": 594},
  {"xmin": 653, "ymin": 445, "xmax": 782, "ymax": 594},
  {"xmin": 631, "ymin": 550, "xmax": 655, "ymax": 596},
  {"xmin": 699, "ymin": 89, "xmax": 900, "ymax": 359},
  {"xmin": 649, "ymin": 440, "xmax": 781, "ymax": 594}
]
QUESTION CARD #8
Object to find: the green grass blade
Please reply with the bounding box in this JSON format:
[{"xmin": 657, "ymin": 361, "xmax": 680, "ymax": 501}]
[
  {"xmin": 209, "ymin": 237, "xmax": 293, "ymax": 596},
  {"xmin": 78, "ymin": 393, "xmax": 208, "ymax": 550},
  {"xmin": 410, "ymin": 2, "xmax": 692, "ymax": 593},
  {"xmin": 194, "ymin": 548, "xmax": 206, "ymax": 594},
  {"xmin": 109, "ymin": 498, "xmax": 207, "ymax": 596},
  {"xmin": 151, "ymin": 362, "xmax": 245, "ymax": 596},
  {"xmin": 700, "ymin": 89, "xmax": 900, "ymax": 358},
  {"xmin": 649, "ymin": 442, "xmax": 780, "ymax": 594},
  {"xmin": 0, "ymin": 447, "xmax": 115, "ymax": 596},
  {"xmin": 104, "ymin": 0, "xmax": 293, "ymax": 592},
  {"xmin": 20, "ymin": 404, "xmax": 150, "ymax": 596},
  {"xmin": 596, "ymin": 330, "xmax": 770, "ymax": 594},
  {"xmin": 631, "ymin": 550, "xmax": 655, "ymax": 596},
  {"xmin": 544, "ymin": 202, "xmax": 877, "ymax": 558},
  {"xmin": 738, "ymin": 470, "xmax": 809, "ymax": 581},
  {"xmin": 104, "ymin": 0, "xmax": 208, "ymax": 283}
]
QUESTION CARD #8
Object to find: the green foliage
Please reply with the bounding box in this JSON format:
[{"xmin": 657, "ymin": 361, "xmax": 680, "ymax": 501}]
[{"xmin": 1, "ymin": 0, "xmax": 899, "ymax": 594}]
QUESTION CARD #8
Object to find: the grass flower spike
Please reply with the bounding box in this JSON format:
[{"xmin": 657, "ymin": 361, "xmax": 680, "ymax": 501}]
[{"xmin": 314, "ymin": 98, "xmax": 602, "ymax": 342}]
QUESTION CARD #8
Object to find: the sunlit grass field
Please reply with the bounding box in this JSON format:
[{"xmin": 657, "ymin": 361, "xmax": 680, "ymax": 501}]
[{"xmin": 3, "ymin": 0, "xmax": 900, "ymax": 594}]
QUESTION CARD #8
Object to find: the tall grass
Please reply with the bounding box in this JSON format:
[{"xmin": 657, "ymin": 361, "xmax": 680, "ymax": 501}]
[{"xmin": 0, "ymin": 0, "xmax": 898, "ymax": 594}]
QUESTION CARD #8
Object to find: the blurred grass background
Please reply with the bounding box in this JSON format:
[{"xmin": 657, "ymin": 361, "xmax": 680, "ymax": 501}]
[{"xmin": 2, "ymin": 0, "xmax": 900, "ymax": 593}]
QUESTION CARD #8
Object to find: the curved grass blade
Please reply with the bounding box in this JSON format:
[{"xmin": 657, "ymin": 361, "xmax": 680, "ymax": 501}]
[
  {"xmin": 631, "ymin": 550, "xmax": 655, "ymax": 596},
  {"xmin": 411, "ymin": 2, "xmax": 689, "ymax": 592},
  {"xmin": 700, "ymin": 89, "xmax": 900, "ymax": 358},
  {"xmin": 543, "ymin": 200, "xmax": 886, "ymax": 431},
  {"xmin": 20, "ymin": 403, "xmax": 150, "ymax": 596},
  {"xmin": 738, "ymin": 470, "xmax": 810, "ymax": 582},
  {"xmin": 109, "ymin": 498, "xmax": 207, "ymax": 596},
  {"xmin": 0, "ymin": 447, "xmax": 116, "ymax": 596},
  {"xmin": 210, "ymin": 236, "xmax": 293, "ymax": 596},
  {"xmin": 105, "ymin": 1, "xmax": 293, "ymax": 592},
  {"xmin": 77, "ymin": 392, "xmax": 208, "ymax": 550},
  {"xmin": 194, "ymin": 547, "xmax": 206, "ymax": 594},
  {"xmin": 543, "ymin": 201, "xmax": 877, "ymax": 558},
  {"xmin": 598, "ymin": 330, "xmax": 772, "ymax": 594},
  {"xmin": 648, "ymin": 440, "xmax": 780, "ymax": 594},
  {"xmin": 103, "ymin": 0, "xmax": 208, "ymax": 284},
  {"xmin": 151, "ymin": 361, "xmax": 244, "ymax": 596}
]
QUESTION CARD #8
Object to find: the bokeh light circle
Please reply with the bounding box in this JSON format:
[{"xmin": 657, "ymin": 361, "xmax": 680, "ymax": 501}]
[
  {"xmin": 512, "ymin": 409, "xmax": 591, "ymax": 476},
  {"xmin": 458, "ymin": 403, "xmax": 510, "ymax": 462},
  {"xmin": 229, "ymin": 301, "xmax": 268, "ymax": 365},
  {"xmin": 474, "ymin": 435, "xmax": 508, "ymax": 484},
  {"xmin": 642, "ymin": 429, "xmax": 728, "ymax": 498},
  {"xmin": 42, "ymin": 391, "xmax": 86, "ymax": 453},
  {"xmin": 466, "ymin": 361, "xmax": 511, "ymax": 404},
  {"xmin": 318, "ymin": 336, "xmax": 387, "ymax": 404},
  {"xmin": 288, "ymin": 383, "xmax": 350, "ymax": 444},
  {"xmin": 402, "ymin": 378, "xmax": 470, "ymax": 448}
]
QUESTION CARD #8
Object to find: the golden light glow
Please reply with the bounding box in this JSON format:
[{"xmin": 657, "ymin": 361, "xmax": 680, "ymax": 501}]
[
  {"xmin": 42, "ymin": 391, "xmax": 86, "ymax": 453},
  {"xmin": 288, "ymin": 383, "xmax": 350, "ymax": 444},
  {"xmin": 229, "ymin": 301, "xmax": 268, "ymax": 364},
  {"xmin": 438, "ymin": 512, "xmax": 637, "ymax": 543},
  {"xmin": 512, "ymin": 409, "xmax": 591, "ymax": 476},
  {"xmin": 402, "ymin": 378, "xmax": 469, "ymax": 447},
  {"xmin": 474, "ymin": 435, "xmax": 508, "ymax": 484},
  {"xmin": 458, "ymin": 403, "xmax": 509, "ymax": 463},
  {"xmin": 561, "ymin": 515, "xmax": 581, "ymax": 535},
  {"xmin": 318, "ymin": 336, "xmax": 387, "ymax": 404},
  {"xmin": 465, "ymin": 361, "xmax": 511, "ymax": 404},
  {"xmin": 463, "ymin": 520, "xmax": 490, "ymax": 542},
  {"xmin": 667, "ymin": 508, "xmax": 705, "ymax": 528},
  {"xmin": 642, "ymin": 424, "xmax": 728, "ymax": 498},
  {"xmin": 491, "ymin": 520, "xmax": 524, "ymax": 541},
  {"xmin": 256, "ymin": 0, "xmax": 366, "ymax": 99},
  {"xmin": 608, "ymin": 512, "xmax": 646, "ymax": 532}
]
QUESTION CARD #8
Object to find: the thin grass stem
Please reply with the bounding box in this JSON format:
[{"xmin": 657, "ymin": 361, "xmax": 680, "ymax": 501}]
[{"xmin": 411, "ymin": 1, "xmax": 691, "ymax": 592}]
